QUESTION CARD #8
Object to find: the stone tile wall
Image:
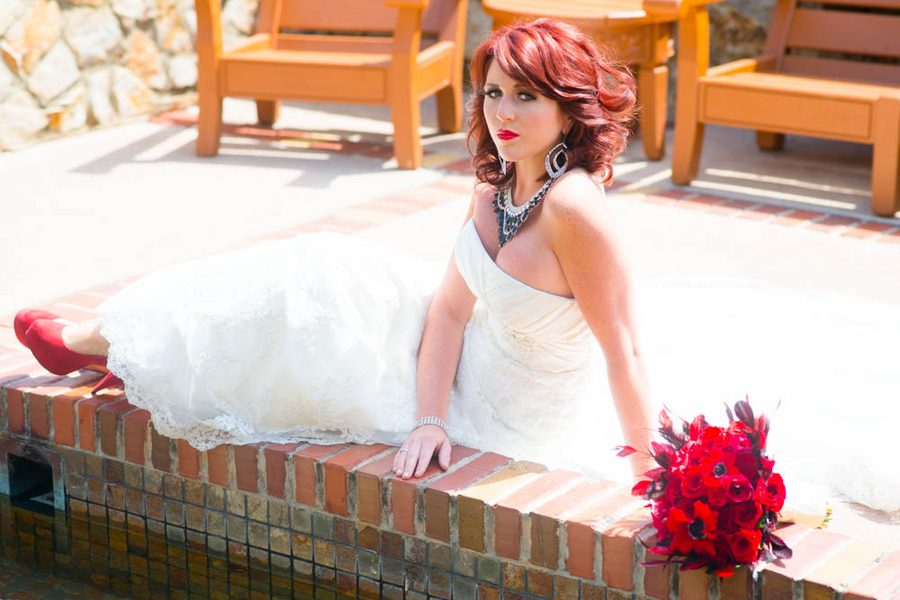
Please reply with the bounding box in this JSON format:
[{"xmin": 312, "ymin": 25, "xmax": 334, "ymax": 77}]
[{"xmin": 0, "ymin": 0, "xmax": 258, "ymax": 150}]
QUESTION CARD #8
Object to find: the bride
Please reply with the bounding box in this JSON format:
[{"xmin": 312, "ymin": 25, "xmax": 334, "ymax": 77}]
[
  {"xmin": 16, "ymin": 18, "xmax": 655, "ymax": 483},
  {"xmin": 14, "ymin": 19, "xmax": 900, "ymax": 518}
]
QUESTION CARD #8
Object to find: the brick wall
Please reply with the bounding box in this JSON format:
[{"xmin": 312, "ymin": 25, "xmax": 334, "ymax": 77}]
[{"xmin": 2, "ymin": 369, "xmax": 900, "ymax": 598}]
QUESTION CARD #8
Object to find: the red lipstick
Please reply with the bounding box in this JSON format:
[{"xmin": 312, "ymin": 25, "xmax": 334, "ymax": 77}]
[{"xmin": 497, "ymin": 129, "xmax": 519, "ymax": 140}]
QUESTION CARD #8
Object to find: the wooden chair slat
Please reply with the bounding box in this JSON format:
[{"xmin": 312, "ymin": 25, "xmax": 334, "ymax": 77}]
[
  {"xmin": 275, "ymin": 33, "xmax": 433, "ymax": 54},
  {"xmin": 811, "ymin": 0, "xmax": 900, "ymax": 9},
  {"xmin": 782, "ymin": 55, "xmax": 900, "ymax": 87},
  {"xmin": 278, "ymin": 0, "xmax": 451, "ymax": 34},
  {"xmin": 786, "ymin": 7, "xmax": 900, "ymax": 58}
]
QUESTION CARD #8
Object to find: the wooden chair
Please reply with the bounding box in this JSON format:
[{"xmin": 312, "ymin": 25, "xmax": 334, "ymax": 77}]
[
  {"xmin": 672, "ymin": 0, "xmax": 900, "ymax": 217},
  {"xmin": 194, "ymin": 0, "xmax": 467, "ymax": 169},
  {"xmin": 480, "ymin": 0, "xmax": 680, "ymax": 161}
]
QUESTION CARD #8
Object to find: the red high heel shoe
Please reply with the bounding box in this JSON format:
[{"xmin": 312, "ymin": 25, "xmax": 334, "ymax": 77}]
[
  {"xmin": 14, "ymin": 309, "xmax": 63, "ymax": 348},
  {"xmin": 24, "ymin": 319, "xmax": 123, "ymax": 394}
]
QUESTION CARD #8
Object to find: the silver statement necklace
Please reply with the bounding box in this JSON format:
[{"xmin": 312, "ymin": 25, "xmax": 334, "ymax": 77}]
[{"xmin": 491, "ymin": 142, "xmax": 568, "ymax": 248}]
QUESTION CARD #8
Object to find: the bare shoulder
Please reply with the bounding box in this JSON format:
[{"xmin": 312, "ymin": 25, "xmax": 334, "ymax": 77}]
[{"xmin": 542, "ymin": 169, "xmax": 615, "ymax": 242}]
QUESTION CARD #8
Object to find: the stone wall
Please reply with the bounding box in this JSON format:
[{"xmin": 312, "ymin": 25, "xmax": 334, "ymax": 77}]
[
  {"xmin": 0, "ymin": 0, "xmax": 772, "ymax": 151},
  {"xmin": 0, "ymin": 0, "xmax": 259, "ymax": 150}
]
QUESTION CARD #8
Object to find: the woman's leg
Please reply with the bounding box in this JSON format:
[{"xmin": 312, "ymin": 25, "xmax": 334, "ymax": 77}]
[{"xmin": 61, "ymin": 319, "xmax": 109, "ymax": 356}]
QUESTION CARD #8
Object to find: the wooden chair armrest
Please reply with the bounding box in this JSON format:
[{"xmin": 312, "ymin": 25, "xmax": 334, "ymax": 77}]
[
  {"xmin": 390, "ymin": 1, "xmax": 427, "ymax": 69},
  {"xmin": 225, "ymin": 33, "xmax": 272, "ymax": 54},
  {"xmin": 706, "ymin": 55, "xmax": 777, "ymax": 76}
]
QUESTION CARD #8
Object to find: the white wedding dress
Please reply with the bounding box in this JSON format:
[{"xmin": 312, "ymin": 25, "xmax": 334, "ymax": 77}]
[{"xmin": 98, "ymin": 218, "xmax": 900, "ymax": 514}]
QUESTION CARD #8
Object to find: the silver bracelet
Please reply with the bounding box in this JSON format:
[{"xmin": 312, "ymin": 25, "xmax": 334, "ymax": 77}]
[{"xmin": 414, "ymin": 415, "xmax": 447, "ymax": 432}]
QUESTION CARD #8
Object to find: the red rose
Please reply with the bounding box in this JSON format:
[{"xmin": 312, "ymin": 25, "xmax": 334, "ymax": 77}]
[
  {"xmin": 665, "ymin": 473, "xmax": 684, "ymax": 504},
  {"xmin": 724, "ymin": 473, "xmax": 753, "ymax": 503},
  {"xmin": 681, "ymin": 466, "xmax": 707, "ymax": 499},
  {"xmin": 706, "ymin": 484, "xmax": 728, "ymax": 507},
  {"xmin": 756, "ymin": 473, "xmax": 786, "ymax": 512},
  {"xmin": 727, "ymin": 529, "xmax": 762, "ymax": 564},
  {"xmin": 735, "ymin": 452, "xmax": 761, "ymax": 481},
  {"xmin": 731, "ymin": 501, "xmax": 763, "ymax": 529}
]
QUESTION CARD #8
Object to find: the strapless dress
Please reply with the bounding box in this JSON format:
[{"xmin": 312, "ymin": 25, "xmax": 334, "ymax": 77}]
[{"xmin": 98, "ymin": 218, "xmax": 900, "ymax": 513}]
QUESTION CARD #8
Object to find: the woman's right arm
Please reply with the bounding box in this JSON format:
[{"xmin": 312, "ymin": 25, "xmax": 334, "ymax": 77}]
[{"xmin": 393, "ymin": 190, "xmax": 481, "ymax": 479}]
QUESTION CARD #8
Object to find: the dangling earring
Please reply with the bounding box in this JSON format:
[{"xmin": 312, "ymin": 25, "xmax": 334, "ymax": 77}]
[
  {"xmin": 545, "ymin": 142, "xmax": 568, "ymax": 180},
  {"xmin": 500, "ymin": 156, "xmax": 508, "ymax": 175}
]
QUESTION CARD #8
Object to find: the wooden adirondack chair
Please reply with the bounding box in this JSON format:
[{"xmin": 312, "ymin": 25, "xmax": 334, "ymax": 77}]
[
  {"xmin": 672, "ymin": 0, "xmax": 900, "ymax": 216},
  {"xmin": 194, "ymin": 0, "xmax": 467, "ymax": 169}
]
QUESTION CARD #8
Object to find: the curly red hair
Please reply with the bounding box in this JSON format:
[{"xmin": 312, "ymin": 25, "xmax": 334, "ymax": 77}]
[{"xmin": 467, "ymin": 18, "xmax": 637, "ymax": 188}]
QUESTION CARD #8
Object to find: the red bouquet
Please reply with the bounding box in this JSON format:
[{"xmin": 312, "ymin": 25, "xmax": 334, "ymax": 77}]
[{"xmin": 619, "ymin": 399, "xmax": 792, "ymax": 577}]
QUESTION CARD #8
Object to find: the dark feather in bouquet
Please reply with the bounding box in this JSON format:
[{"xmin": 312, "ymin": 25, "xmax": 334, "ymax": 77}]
[{"xmin": 617, "ymin": 399, "xmax": 792, "ymax": 578}]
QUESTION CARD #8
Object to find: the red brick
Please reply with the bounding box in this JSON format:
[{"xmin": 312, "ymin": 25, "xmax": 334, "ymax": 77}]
[
  {"xmin": 28, "ymin": 391, "xmax": 51, "ymax": 440},
  {"xmin": 773, "ymin": 210, "xmax": 825, "ymax": 227},
  {"xmin": 877, "ymin": 230, "xmax": 900, "ymax": 244},
  {"xmin": 150, "ymin": 424, "xmax": 172, "ymax": 472},
  {"xmin": 389, "ymin": 445, "xmax": 479, "ymax": 535},
  {"xmin": 760, "ymin": 524, "xmax": 825, "ymax": 600},
  {"xmin": 738, "ymin": 204, "xmax": 787, "ymax": 221},
  {"xmin": 529, "ymin": 478, "xmax": 617, "ymax": 570},
  {"xmin": 178, "ymin": 439, "xmax": 201, "ymax": 480},
  {"xmin": 802, "ymin": 539, "xmax": 884, "ymax": 599},
  {"xmin": 679, "ymin": 569, "xmax": 711, "ymax": 600},
  {"xmin": 842, "ymin": 221, "xmax": 895, "ymax": 239},
  {"xmin": 123, "ymin": 409, "xmax": 151, "ymax": 465},
  {"xmin": 51, "ymin": 393, "xmax": 78, "ymax": 446},
  {"xmin": 233, "ymin": 443, "xmax": 263, "ymax": 493},
  {"xmin": 842, "ymin": 549, "xmax": 900, "ymax": 600},
  {"xmin": 423, "ymin": 451, "xmax": 512, "ymax": 542},
  {"xmin": 719, "ymin": 565, "xmax": 753, "ymax": 600},
  {"xmin": 76, "ymin": 393, "xmax": 121, "ymax": 451},
  {"xmin": 600, "ymin": 507, "xmax": 652, "ymax": 591},
  {"xmin": 493, "ymin": 469, "xmax": 582, "ymax": 561},
  {"xmin": 566, "ymin": 486, "xmax": 641, "ymax": 580},
  {"xmin": 99, "ymin": 399, "xmax": 134, "ymax": 457},
  {"xmin": 656, "ymin": 189, "xmax": 694, "ymax": 200},
  {"xmin": 441, "ymin": 157, "xmax": 474, "ymax": 174},
  {"xmin": 354, "ymin": 450, "xmax": 400, "ymax": 525},
  {"xmin": 323, "ymin": 444, "xmax": 391, "ymax": 516},
  {"xmin": 643, "ymin": 556, "xmax": 673, "ymax": 600},
  {"xmin": 25, "ymin": 373, "xmax": 102, "ymax": 440},
  {"xmin": 56, "ymin": 292, "xmax": 106, "ymax": 311},
  {"xmin": 456, "ymin": 461, "xmax": 547, "ymax": 553},
  {"xmin": 294, "ymin": 443, "xmax": 352, "ymax": 507},
  {"xmin": 206, "ymin": 445, "xmax": 229, "ymax": 487},
  {"xmin": 677, "ymin": 194, "xmax": 727, "ymax": 210},
  {"xmin": 35, "ymin": 302, "xmax": 96, "ymax": 324},
  {"xmin": 807, "ymin": 215, "xmax": 859, "ymax": 232},
  {"xmin": 264, "ymin": 443, "xmax": 304, "ymax": 500},
  {"xmin": 5, "ymin": 375, "xmax": 64, "ymax": 434}
]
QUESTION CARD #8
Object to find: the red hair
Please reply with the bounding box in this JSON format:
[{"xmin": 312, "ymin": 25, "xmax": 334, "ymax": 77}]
[{"xmin": 467, "ymin": 18, "xmax": 637, "ymax": 188}]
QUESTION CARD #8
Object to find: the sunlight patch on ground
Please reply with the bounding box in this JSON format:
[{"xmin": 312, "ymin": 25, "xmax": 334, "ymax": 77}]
[
  {"xmin": 704, "ymin": 168, "xmax": 869, "ymax": 197},
  {"xmin": 690, "ymin": 180, "xmax": 858, "ymax": 211}
]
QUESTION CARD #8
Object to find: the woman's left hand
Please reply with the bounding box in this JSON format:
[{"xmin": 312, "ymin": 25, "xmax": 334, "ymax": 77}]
[{"xmin": 393, "ymin": 425, "xmax": 452, "ymax": 479}]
